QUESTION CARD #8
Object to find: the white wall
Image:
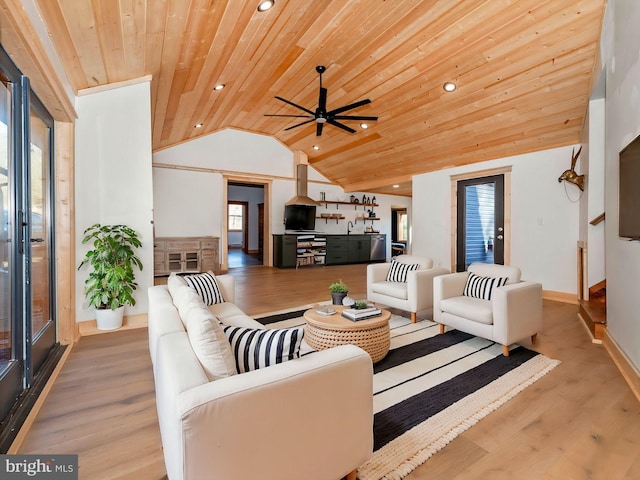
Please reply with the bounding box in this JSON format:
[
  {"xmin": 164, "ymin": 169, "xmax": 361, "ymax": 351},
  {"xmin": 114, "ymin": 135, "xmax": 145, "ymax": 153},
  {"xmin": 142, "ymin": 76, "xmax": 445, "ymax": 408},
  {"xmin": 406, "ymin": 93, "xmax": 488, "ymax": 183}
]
[
  {"xmin": 412, "ymin": 146, "xmax": 580, "ymax": 294},
  {"xmin": 75, "ymin": 81, "xmax": 154, "ymax": 321},
  {"xmin": 153, "ymin": 129, "xmax": 410, "ymax": 261},
  {"xmin": 602, "ymin": 0, "xmax": 640, "ymax": 370}
]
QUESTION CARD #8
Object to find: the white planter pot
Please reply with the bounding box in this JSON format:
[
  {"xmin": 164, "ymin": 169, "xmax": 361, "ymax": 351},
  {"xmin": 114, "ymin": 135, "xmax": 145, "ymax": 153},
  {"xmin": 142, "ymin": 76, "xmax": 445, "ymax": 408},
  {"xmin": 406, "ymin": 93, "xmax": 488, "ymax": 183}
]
[{"xmin": 95, "ymin": 306, "xmax": 125, "ymax": 331}]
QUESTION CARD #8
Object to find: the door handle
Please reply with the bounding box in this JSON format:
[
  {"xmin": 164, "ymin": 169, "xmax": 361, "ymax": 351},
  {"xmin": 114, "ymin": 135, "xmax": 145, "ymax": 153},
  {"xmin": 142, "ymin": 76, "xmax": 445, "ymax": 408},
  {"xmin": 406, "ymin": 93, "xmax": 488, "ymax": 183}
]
[
  {"xmin": 30, "ymin": 238, "xmax": 45, "ymax": 243},
  {"xmin": 497, "ymin": 235, "xmax": 504, "ymax": 240}
]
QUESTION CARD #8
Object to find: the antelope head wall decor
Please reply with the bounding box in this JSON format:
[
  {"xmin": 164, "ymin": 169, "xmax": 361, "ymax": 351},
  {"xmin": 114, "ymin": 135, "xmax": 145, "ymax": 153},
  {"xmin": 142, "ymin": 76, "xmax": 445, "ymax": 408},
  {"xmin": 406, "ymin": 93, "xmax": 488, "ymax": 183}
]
[{"xmin": 558, "ymin": 146, "xmax": 585, "ymax": 191}]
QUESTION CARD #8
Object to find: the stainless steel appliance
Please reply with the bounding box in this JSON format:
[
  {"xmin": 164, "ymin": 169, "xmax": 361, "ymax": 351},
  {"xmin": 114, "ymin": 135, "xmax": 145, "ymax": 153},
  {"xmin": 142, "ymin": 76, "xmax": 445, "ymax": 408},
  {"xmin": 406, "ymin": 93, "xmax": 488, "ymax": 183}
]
[{"xmin": 369, "ymin": 234, "xmax": 386, "ymax": 261}]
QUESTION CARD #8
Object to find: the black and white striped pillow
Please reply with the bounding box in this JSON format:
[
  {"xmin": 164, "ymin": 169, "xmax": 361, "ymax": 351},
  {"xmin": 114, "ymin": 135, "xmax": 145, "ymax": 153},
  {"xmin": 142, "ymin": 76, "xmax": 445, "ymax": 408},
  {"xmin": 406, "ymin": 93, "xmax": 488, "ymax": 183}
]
[
  {"xmin": 385, "ymin": 260, "xmax": 420, "ymax": 283},
  {"xmin": 463, "ymin": 272, "xmax": 509, "ymax": 301},
  {"xmin": 184, "ymin": 271, "xmax": 225, "ymax": 305},
  {"xmin": 223, "ymin": 325, "xmax": 304, "ymax": 373}
]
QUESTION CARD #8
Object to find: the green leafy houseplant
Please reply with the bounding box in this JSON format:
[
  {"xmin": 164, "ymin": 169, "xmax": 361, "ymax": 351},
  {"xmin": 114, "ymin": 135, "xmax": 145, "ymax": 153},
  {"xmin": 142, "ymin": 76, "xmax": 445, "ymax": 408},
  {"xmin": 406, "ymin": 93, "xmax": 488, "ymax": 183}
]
[
  {"xmin": 329, "ymin": 279, "xmax": 349, "ymax": 293},
  {"xmin": 78, "ymin": 224, "xmax": 143, "ymax": 310}
]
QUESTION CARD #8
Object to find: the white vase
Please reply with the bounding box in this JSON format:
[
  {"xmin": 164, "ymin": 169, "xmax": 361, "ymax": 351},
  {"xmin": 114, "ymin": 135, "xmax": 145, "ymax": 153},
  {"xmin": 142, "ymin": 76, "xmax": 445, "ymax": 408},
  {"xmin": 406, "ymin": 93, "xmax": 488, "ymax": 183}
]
[{"xmin": 95, "ymin": 306, "xmax": 125, "ymax": 331}]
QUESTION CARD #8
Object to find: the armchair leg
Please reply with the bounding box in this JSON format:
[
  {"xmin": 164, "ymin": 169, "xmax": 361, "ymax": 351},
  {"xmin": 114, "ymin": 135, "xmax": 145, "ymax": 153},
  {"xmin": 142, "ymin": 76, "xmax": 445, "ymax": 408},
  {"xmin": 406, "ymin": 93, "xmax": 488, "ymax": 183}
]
[
  {"xmin": 502, "ymin": 345, "xmax": 510, "ymax": 356},
  {"xmin": 345, "ymin": 469, "xmax": 357, "ymax": 480},
  {"xmin": 411, "ymin": 312, "xmax": 417, "ymax": 323},
  {"xmin": 531, "ymin": 333, "xmax": 538, "ymax": 344},
  {"xmin": 439, "ymin": 324, "xmax": 445, "ymax": 334}
]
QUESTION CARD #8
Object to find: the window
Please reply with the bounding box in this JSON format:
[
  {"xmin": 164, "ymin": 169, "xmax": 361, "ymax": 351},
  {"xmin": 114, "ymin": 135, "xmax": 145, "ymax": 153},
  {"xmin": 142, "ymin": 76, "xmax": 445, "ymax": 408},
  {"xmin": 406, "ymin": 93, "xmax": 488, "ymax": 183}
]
[
  {"xmin": 397, "ymin": 211, "xmax": 408, "ymax": 242},
  {"xmin": 228, "ymin": 202, "xmax": 244, "ymax": 232}
]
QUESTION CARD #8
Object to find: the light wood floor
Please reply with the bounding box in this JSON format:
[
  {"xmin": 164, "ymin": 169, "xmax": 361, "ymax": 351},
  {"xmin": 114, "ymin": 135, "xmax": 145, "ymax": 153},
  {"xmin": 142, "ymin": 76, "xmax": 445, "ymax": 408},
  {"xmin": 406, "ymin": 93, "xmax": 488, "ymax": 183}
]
[{"xmin": 18, "ymin": 265, "xmax": 640, "ymax": 479}]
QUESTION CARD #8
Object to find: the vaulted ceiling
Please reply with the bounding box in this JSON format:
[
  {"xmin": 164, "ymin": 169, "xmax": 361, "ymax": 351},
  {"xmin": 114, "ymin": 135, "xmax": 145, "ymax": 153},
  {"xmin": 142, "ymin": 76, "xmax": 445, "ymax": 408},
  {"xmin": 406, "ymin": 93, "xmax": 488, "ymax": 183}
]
[{"xmin": 34, "ymin": 0, "xmax": 606, "ymax": 196}]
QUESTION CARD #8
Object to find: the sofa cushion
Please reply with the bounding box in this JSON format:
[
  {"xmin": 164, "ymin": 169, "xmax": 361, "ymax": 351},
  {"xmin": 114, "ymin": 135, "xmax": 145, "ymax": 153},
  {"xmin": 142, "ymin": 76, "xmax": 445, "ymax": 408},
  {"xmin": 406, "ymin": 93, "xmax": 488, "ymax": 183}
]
[
  {"xmin": 171, "ymin": 285, "xmax": 206, "ymax": 325},
  {"xmin": 223, "ymin": 325, "xmax": 305, "ymax": 373},
  {"xmin": 468, "ymin": 263, "xmax": 521, "ymax": 284},
  {"xmin": 440, "ymin": 296, "xmax": 494, "ymax": 325},
  {"xmin": 463, "ymin": 272, "xmax": 508, "ymax": 301},
  {"xmin": 183, "ymin": 303, "xmax": 237, "ymax": 381},
  {"xmin": 185, "ymin": 271, "xmax": 225, "ymax": 305},
  {"xmin": 371, "ymin": 280, "xmax": 408, "ymax": 300},
  {"xmin": 385, "ymin": 259, "xmax": 420, "ymax": 283},
  {"xmin": 167, "ymin": 272, "xmax": 187, "ymax": 298}
]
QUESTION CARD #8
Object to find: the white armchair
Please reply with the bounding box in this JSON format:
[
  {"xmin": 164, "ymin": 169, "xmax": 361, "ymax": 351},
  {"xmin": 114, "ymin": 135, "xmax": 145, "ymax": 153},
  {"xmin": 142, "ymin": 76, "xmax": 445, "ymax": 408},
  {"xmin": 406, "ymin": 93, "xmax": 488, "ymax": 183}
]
[
  {"xmin": 433, "ymin": 263, "xmax": 543, "ymax": 356},
  {"xmin": 367, "ymin": 255, "xmax": 449, "ymax": 323}
]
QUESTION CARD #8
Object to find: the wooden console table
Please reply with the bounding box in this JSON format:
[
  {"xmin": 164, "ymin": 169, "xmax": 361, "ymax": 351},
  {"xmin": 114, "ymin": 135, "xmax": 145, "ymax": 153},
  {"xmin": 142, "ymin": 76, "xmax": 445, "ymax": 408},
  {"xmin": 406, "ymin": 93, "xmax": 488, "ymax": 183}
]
[{"xmin": 153, "ymin": 236, "xmax": 219, "ymax": 276}]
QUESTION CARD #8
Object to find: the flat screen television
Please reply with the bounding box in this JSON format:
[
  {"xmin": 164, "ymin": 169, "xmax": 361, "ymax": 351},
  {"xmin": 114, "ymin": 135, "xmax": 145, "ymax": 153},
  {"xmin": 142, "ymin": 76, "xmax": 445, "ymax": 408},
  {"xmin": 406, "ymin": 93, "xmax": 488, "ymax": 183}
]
[
  {"xmin": 284, "ymin": 204, "xmax": 316, "ymax": 231},
  {"xmin": 619, "ymin": 134, "xmax": 640, "ymax": 240}
]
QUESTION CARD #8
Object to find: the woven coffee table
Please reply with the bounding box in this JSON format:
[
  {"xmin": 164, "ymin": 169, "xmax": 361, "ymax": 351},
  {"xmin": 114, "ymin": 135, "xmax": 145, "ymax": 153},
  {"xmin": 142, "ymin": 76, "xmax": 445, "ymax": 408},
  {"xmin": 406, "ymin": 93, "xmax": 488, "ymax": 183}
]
[{"xmin": 303, "ymin": 306, "xmax": 391, "ymax": 362}]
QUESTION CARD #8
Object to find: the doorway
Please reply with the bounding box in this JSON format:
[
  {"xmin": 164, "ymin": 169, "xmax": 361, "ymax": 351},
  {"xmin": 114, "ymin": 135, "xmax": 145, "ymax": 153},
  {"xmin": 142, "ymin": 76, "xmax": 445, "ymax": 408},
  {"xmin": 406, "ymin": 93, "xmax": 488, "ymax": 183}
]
[
  {"xmin": 456, "ymin": 174, "xmax": 505, "ymax": 272},
  {"xmin": 227, "ymin": 182, "xmax": 266, "ymax": 268}
]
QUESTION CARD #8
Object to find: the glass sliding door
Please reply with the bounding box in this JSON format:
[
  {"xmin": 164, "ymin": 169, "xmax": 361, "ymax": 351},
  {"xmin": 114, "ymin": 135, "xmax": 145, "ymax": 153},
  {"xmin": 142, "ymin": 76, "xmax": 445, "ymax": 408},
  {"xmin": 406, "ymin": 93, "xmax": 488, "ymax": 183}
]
[
  {"xmin": 0, "ymin": 46, "xmax": 57, "ymax": 431},
  {"xmin": 0, "ymin": 65, "xmax": 21, "ymax": 422},
  {"xmin": 27, "ymin": 99, "xmax": 55, "ymax": 373}
]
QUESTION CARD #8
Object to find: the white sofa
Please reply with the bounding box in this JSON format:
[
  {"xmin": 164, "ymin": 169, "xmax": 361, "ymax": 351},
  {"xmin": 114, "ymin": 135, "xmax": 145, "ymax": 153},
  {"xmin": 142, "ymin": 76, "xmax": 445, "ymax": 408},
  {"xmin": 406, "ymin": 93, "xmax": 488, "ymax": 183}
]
[
  {"xmin": 148, "ymin": 274, "xmax": 373, "ymax": 480},
  {"xmin": 367, "ymin": 255, "xmax": 450, "ymax": 322},
  {"xmin": 433, "ymin": 263, "xmax": 543, "ymax": 356}
]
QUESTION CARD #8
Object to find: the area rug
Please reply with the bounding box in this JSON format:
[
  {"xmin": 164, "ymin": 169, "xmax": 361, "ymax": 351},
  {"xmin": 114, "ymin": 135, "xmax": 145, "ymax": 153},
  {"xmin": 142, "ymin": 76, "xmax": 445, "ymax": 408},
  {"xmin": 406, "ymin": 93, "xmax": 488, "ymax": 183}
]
[{"xmin": 256, "ymin": 310, "xmax": 560, "ymax": 480}]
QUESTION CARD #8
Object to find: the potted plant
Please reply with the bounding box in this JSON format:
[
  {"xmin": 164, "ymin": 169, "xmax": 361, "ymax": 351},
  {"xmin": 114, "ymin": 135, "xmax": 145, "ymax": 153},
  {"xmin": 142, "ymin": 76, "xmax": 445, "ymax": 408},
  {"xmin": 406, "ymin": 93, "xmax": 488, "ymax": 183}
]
[
  {"xmin": 329, "ymin": 279, "xmax": 349, "ymax": 305},
  {"xmin": 78, "ymin": 224, "xmax": 143, "ymax": 330}
]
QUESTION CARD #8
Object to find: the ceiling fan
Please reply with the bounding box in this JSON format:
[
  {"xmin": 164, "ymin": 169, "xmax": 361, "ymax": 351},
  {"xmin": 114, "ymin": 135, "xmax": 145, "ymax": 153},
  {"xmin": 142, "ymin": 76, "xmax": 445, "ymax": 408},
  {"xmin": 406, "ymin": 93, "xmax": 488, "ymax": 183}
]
[{"xmin": 265, "ymin": 65, "xmax": 378, "ymax": 136}]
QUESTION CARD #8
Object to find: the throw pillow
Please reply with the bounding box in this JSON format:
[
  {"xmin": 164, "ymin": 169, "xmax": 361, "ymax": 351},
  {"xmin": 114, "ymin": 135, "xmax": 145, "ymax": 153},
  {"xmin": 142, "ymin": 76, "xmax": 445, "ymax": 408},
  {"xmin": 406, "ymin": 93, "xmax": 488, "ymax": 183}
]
[
  {"xmin": 184, "ymin": 303, "xmax": 237, "ymax": 381},
  {"xmin": 386, "ymin": 259, "xmax": 420, "ymax": 282},
  {"xmin": 463, "ymin": 272, "xmax": 509, "ymax": 301},
  {"xmin": 185, "ymin": 271, "xmax": 225, "ymax": 305},
  {"xmin": 167, "ymin": 272, "xmax": 187, "ymax": 298},
  {"xmin": 223, "ymin": 325, "xmax": 304, "ymax": 373}
]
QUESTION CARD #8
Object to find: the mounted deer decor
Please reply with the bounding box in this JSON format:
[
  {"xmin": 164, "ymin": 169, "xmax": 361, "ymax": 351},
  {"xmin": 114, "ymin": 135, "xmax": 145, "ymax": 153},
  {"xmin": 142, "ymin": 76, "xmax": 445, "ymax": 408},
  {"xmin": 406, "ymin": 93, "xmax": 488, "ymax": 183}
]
[{"xmin": 558, "ymin": 146, "xmax": 585, "ymax": 191}]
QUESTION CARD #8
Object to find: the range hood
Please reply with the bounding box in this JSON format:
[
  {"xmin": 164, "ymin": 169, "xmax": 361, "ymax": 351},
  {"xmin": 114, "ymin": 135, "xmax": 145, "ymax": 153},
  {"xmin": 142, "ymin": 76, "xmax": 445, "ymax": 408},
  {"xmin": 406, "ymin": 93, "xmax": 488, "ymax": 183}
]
[{"xmin": 285, "ymin": 164, "xmax": 320, "ymax": 206}]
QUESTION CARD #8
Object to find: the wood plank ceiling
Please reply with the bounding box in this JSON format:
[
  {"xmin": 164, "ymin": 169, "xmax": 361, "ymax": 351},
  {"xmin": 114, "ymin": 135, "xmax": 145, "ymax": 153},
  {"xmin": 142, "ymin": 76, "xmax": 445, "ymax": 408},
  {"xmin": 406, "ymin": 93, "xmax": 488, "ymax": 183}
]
[{"xmin": 34, "ymin": 0, "xmax": 606, "ymax": 197}]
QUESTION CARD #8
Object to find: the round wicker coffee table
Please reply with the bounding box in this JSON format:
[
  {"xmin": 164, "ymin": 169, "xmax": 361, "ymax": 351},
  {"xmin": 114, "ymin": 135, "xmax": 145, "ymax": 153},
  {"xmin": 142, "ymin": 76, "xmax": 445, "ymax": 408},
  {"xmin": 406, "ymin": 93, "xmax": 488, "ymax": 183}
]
[{"xmin": 303, "ymin": 306, "xmax": 391, "ymax": 362}]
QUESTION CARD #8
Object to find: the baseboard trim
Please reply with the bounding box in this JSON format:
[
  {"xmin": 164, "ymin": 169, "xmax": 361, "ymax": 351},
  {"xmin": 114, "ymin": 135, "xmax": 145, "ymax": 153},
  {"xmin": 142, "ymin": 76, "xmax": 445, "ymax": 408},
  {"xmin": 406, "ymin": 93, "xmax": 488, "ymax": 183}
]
[
  {"xmin": 543, "ymin": 290, "xmax": 578, "ymax": 304},
  {"xmin": 603, "ymin": 330, "xmax": 640, "ymax": 404},
  {"xmin": 78, "ymin": 313, "xmax": 148, "ymax": 337}
]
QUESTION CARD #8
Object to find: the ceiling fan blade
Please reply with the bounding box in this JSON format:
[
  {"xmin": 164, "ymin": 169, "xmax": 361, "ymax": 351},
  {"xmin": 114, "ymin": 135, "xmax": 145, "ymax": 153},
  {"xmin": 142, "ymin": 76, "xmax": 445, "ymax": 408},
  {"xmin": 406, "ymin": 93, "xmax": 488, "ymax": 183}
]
[
  {"xmin": 328, "ymin": 119, "xmax": 356, "ymax": 134},
  {"xmin": 284, "ymin": 118, "xmax": 316, "ymax": 131},
  {"xmin": 327, "ymin": 98, "xmax": 371, "ymax": 116},
  {"xmin": 333, "ymin": 115, "xmax": 378, "ymax": 121},
  {"xmin": 318, "ymin": 87, "xmax": 327, "ymax": 111},
  {"xmin": 264, "ymin": 114, "xmax": 314, "ymax": 118},
  {"xmin": 275, "ymin": 96, "xmax": 315, "ymax": 115},
  {"xmin": 316, "ymin": 122, "xmax": 324, "ymax": 136}
]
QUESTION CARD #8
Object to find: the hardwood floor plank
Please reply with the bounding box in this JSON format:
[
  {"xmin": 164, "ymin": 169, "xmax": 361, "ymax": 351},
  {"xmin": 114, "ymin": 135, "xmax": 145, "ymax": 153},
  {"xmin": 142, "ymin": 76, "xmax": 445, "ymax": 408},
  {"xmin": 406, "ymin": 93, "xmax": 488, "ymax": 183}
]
[{"xmin": 17, "ymin": 265, "xmax": 640, "ymax": 480}]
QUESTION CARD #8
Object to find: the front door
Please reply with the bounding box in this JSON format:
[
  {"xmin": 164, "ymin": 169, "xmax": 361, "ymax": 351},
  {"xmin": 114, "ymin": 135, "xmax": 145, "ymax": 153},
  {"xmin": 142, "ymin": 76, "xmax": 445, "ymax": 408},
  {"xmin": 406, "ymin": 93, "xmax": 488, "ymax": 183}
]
[{"xmin": 456, "ymin": 175, "xmax": 505, "ymax": 272}]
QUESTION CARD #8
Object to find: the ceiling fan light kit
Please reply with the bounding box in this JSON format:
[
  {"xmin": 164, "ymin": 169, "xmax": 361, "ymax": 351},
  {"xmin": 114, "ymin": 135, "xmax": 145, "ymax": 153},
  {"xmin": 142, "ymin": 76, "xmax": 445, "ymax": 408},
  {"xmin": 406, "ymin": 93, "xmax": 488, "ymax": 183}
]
[{"xmin": 265, "ymin": 65, "xmax": 378, "ymax": 136}]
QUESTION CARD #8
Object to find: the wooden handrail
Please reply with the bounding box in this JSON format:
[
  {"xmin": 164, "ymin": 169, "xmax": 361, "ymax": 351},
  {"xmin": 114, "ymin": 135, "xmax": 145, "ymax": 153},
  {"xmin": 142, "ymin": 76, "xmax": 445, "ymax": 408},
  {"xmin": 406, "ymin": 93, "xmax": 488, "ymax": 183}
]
[{"xmin": 590, "ymin": 212, "xmax": 605, "ymax": 226}]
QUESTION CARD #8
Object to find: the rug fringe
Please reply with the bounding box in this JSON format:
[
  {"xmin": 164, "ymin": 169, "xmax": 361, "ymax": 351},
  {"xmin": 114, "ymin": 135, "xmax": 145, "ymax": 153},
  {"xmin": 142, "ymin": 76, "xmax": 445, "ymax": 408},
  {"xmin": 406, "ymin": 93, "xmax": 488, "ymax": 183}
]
[{"xmin": 358, "ymin": 355, "xmax": 560, "ymax": 480}]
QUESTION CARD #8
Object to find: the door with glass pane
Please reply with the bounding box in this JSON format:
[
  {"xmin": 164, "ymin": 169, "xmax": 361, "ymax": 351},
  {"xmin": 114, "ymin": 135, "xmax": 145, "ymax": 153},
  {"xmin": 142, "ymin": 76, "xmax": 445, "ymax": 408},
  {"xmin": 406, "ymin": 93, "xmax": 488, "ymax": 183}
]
[
  {"xmin": 0, "ymin": 67, "xmax": 21, "ymax": 421},
  {"xmin": 456, "ymin": 175, "xmax": 505, "ymax": 272},
  {"xmin": 0, "ymin": 50, "xmax": 56, "ymax": 423},
  {"xmin": 27, "ymin": 100, "xmax": 55, "ymax": 373}
]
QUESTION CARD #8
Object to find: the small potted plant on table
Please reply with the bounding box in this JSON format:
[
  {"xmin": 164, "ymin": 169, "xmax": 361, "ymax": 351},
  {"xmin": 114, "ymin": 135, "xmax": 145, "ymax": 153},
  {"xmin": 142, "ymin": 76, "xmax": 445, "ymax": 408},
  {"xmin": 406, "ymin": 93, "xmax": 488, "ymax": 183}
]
[
  {"xmin": 329, "ymin": 279, "xmax": 349, "ymax": 305},
  {"xmin": 78, "ymin": 224, "xmax": 143, "ymax": 330}
]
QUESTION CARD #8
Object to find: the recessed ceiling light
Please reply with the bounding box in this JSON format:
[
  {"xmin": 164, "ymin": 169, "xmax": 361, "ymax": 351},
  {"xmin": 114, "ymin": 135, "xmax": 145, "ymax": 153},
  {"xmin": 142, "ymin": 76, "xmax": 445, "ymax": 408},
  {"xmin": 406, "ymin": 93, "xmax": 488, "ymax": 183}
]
[
  {"xmin": 194, "ymin": 123, "xmax": 203, "ymax": 128},
  {"xmin": 393, "ymin": 184, "xmax": 400, "ymax": 188},
  {"xmin": 443, "ymin": 81, "xmax": 457, "ymax": 92},
  {"xmin": 312, "ymin": 145, "xmax": 319, "ymax": 150},
  {"xmin": 257, "ymin": 0, "xmax": 275, "ymax": 11},
  {"xmin": 214, "ymin": 84, "xmax": 225, "ymax": 91},
  {"xmin": 360, "ymin": 123, "xmax": 368, "ymax": 129}
]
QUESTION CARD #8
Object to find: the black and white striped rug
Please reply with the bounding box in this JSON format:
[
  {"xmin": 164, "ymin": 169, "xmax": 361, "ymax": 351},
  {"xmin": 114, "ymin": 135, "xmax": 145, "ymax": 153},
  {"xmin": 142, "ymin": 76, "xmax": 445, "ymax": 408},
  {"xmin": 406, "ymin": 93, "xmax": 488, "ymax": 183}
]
[{"xmin": 257, "ymin": 310, "xmax": 560, "ymax": 480}]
